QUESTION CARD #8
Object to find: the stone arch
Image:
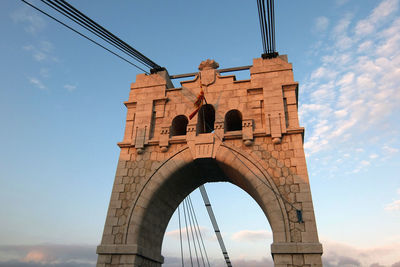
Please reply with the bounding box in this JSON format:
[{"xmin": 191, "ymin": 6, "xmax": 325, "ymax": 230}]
[
  {"xmin": 224, "ymin": 109, "xmax": 243, "ymax": 132},
  {"xmin": 123, "ymin": 145, "xmax": 290, "ymax": 264},
  {"xmin": 97, "ymin": 57, "xmax": 323, "ymax": 267},
  {"xmin": 170, "ymin": 115, "xmax": 188, "ymax": 136}
]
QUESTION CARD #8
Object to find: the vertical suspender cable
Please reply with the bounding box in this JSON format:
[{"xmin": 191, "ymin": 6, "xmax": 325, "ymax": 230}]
[
  {"xmin": 266, "ymin": 0, "xmax": 272, "ymax": 53},
  {"xmin": 257, "ymin": 0, "xmax": 277, "ymax": 58},
  {"xmin": 271, "ymin": 0, "xmax": 276, "ymax": 52},
  {"xmin": 185, "ymin": 199, "xmax": 201, "ymax": 267},
  {"xmin": 178, "ymin": 206, "xmax": 185, "ymax": 267},
  {"xmin": 188, "ymin": 196, "xmax": 211, "ymax": 267},
  {"xmin": 199, "ymin": 185, "xmax": 232, "ymax": 267},
  {"xmin": 263, "ymin": 0, "xmax": 271, "ymax": 53},
  {"xmin": 187, "ymin": 196, "xmax": 206, "ymax": 267},
  {"xmin": 183, "ymin": 201, "xmax": 194, "ymax": 267},
  {"xmin": 256, "ymin": 0, "xmax": 266, "ymax": 54}
]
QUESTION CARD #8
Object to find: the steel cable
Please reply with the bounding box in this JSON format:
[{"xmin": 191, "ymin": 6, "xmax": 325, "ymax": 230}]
[
  {"xmin": 188, "ymin": 196, "xmax": 211, "ymax": 267},
  {"xmin": 48, "ymin": 0, "xmax": 161, "ymax": 69},
  {"xmin": 40, "ymin": 0, "xmax": 156, "ymax": 70},
  {"xmin": 20, "ymin": 0, "xmax": 149, "ymax": 73},
  {"xmin": 185, "ymin": 199, "xmax": 201, "ymax": 266},
  {"xmin": 182, "ymin": 201, "xmax": 194, "ymax": 267},
  {"xmin": 257, "ymin": 0, "xmax": 277, "ymax": 56},
  {"xmin": 178, "ymin": 206, "xmax": 185, "ymax": 267},
  {"xmin": 187, "ymin": 196, "xmax": 206, "ymax": 267}
]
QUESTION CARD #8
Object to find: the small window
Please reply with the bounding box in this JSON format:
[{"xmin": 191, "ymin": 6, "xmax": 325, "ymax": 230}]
[
  {"xmin": 171, "ymin": 115, "xmax": 188, "ymax": 136},
  {"xmin": 197, "ymin": 104, "xmax": 215, "ymax": 134},
  {"xmin": 225, "ymin": 109, "xmax": 242, "ymax": 132}
]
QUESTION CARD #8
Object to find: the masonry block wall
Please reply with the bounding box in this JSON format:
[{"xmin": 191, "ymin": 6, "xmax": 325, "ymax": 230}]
[{"xmin": 96, "ymin": 56, "xmax": 323, "ymax": 267}]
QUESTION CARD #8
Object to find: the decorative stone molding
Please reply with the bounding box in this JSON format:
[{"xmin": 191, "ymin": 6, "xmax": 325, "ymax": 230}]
[
  {"xmin": 214, "ymin": 121, "xmax": 224, "ymax": 137},
  {"xmin": 159, "ymin": 126, "xmax": 170, "ymax": 152},
  {"xmin": 193, "ymin": 134, "xmax": 215, "ymax": 159},
  {"xmin": 272, "ymin": 137, "xmax": 282, "ymax": 144},
  {"xmin": 242, "ymin": 119, "xmax": 254, "ymax": 145}
]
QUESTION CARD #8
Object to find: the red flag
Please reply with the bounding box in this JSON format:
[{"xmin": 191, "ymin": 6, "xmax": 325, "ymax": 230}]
[{"xmin": 189, "ymin": 90, "xmax": 205, "ymax": 120}]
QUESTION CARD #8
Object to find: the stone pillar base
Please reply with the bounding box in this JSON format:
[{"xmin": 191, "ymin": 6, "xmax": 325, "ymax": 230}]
[
  {"xmin": 96, "ymin": 245, "xmax": 163, "ymax": 267},
  {"xmin": 271, "ymin": 242, "xmax": 323, "ymax": 266}
]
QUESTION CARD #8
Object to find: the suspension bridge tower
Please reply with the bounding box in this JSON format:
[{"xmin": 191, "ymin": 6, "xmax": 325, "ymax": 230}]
[{"xmin": 96, "ymin": 56, "xmax": 323, "ymax": 266}]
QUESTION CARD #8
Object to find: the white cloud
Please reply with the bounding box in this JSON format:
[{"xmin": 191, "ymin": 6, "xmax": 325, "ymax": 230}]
[
  {"xmin": 40, "ymin": 68, "xmax": 50, "ymax": 78},
  {"xmin": 383, "ymin": 145, "xmax": 399, "ymax": 154},
  {"xmin": 360, "ymin": 160, "xmax": 370, "ymax": 166},
  {"xmin": 321, "ymin": 239, "xmax": 400, "ymax": 266},
  {"xmin": 357, "ymin": 40, "xmax": 373, "ymax": 53},
  {"xmin": 314, "ymin": 16, "xmax": 330, "ymax": 32},
  {"xmin": 23, "ymin": 250, "xmax": 47, "ymax": 263},
  {"xmin": 23, "ymin": 41, "xmax": 57, "ymax": 63},
  {"xmin": 301, "ymin": 0, "xmax": 400, "ymax": 163},
  {"xmin": 29, "ymin": 77, "xmax": 46, "ymax": 90},
  {"xmin": 0, "ymin": 244, "xmax": 95, "ymax": 265},
  {"xmin": 369, "ymin": 154, "xmax": 378, "ymax": 159},
  {"xmin": 355, "ymin": 0, "xmax": 399, "ymax": 37},
  {"xmin": 229, "ymin": 257, "xmax": 273, "ymax": 267},
  {"xmin": 164, "ymin": 256, "xmax": 274, "ymax": 267},
  {"xmin": 231, "ymin": 230, "xmax": 271, "ymax": 242},
  {"xmin": 10, "ymin": 7, "xmax": 46, "ymax": 34},
  {"xmin": 332, "ymin": 13, "xmax": 354, "ymax": 50},
  {"xmin": 166, "ymin": 226, "xmax": 212, "ymax": 240},
  {"xmin": 385, "ymin": 200, "xmax": 400, "ymax": 211},
  {"xmin": 336, "ymin": 0, "xmax": 349, "ymax": 6},
  {"xmin": 385, "ymin": 188, "xmax": 400, "ymax": 211},
  {"xmin": 64, "ymin": 84, "xmax": 77, "ymax": 92}
]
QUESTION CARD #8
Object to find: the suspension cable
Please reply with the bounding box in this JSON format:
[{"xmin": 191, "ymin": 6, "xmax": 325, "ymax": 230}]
[
  {"xmin": 21, "ymin": 0, "xmax": 149, "ymax": 73},
  {"xmin": 182, "ymin": 200, "xmax": 194, "ymax": 267},
  {"xmin": 257, "ymin": 0, "xmax": 278, "ymax": 58},
  {"xmin": 184, "ymin": 199, "xmax": 201, "ymax": 267},
  {"xmin": 186, "ymin": 196, "xmax": 206, "ymax": 267},
  {"xmin": 21, "ymin": 0, "xmax": 164, "ymax": 73},
  {"xmin": 39, "ymin": 0, "xmax": 155, "ymax": 70},
  {"xmin": 199, "ymin": 185, "xmax": 233, "ymax": 267},
  {"xmin": 42, "ymin": 0, "xmax": 162, "ymax": 70},
  {"xmin": 188, "ymin": 196, "xmax": 211, "ymax": 267},
  {"xmin": 178, "ymin": 206, "xmax": 185, "ymax": 267}
]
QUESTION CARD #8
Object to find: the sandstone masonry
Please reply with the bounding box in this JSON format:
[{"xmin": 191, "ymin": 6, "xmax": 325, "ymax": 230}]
[{"xmin": 97, "ymin": 56, "xmax": 323, "ymax": 267}]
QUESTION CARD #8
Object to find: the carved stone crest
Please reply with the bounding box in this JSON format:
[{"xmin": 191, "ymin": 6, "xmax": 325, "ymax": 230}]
[
  {"xmin": 198, "ymin": 59, "xmax": 219, "ymax": 87},
  {"xmin": 198, "ymin": 59, "xmax": 219, "ymax": 70}
]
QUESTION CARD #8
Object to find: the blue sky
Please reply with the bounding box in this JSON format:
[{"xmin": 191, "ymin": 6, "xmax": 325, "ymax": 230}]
[{"xmin": 0, "ymin": 0, "xmax": 400, "ymax": 266}]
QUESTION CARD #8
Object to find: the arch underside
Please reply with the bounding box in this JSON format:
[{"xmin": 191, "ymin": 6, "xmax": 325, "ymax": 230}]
[{"xmin": 124, "ymin": 145, "xmax": 290, "ymax": 261}]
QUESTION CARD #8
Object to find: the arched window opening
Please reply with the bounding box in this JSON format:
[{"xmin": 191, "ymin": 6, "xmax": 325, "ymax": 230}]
[
  {"xmin": 225, "ymin": 109, "xmax": 242, "ymax": 132},
  {"xmin": 197, "ymin": 104, "xmax": 215, "ymax": 134},
  {"xmin": 171, "ymin": 115, "xmax": 188, "ymax": 136}
]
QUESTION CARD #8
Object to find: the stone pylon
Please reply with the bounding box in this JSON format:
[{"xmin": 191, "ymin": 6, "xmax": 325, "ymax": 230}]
[{"xmin": 97, "ymin": 56, "xmax": 323, "ymax": 266}]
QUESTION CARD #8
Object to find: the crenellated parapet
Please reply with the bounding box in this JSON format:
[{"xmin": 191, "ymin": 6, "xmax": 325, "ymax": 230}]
[{"xmin": 118, "ymin": 56, "xmax": 303, "ymax": 156}]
